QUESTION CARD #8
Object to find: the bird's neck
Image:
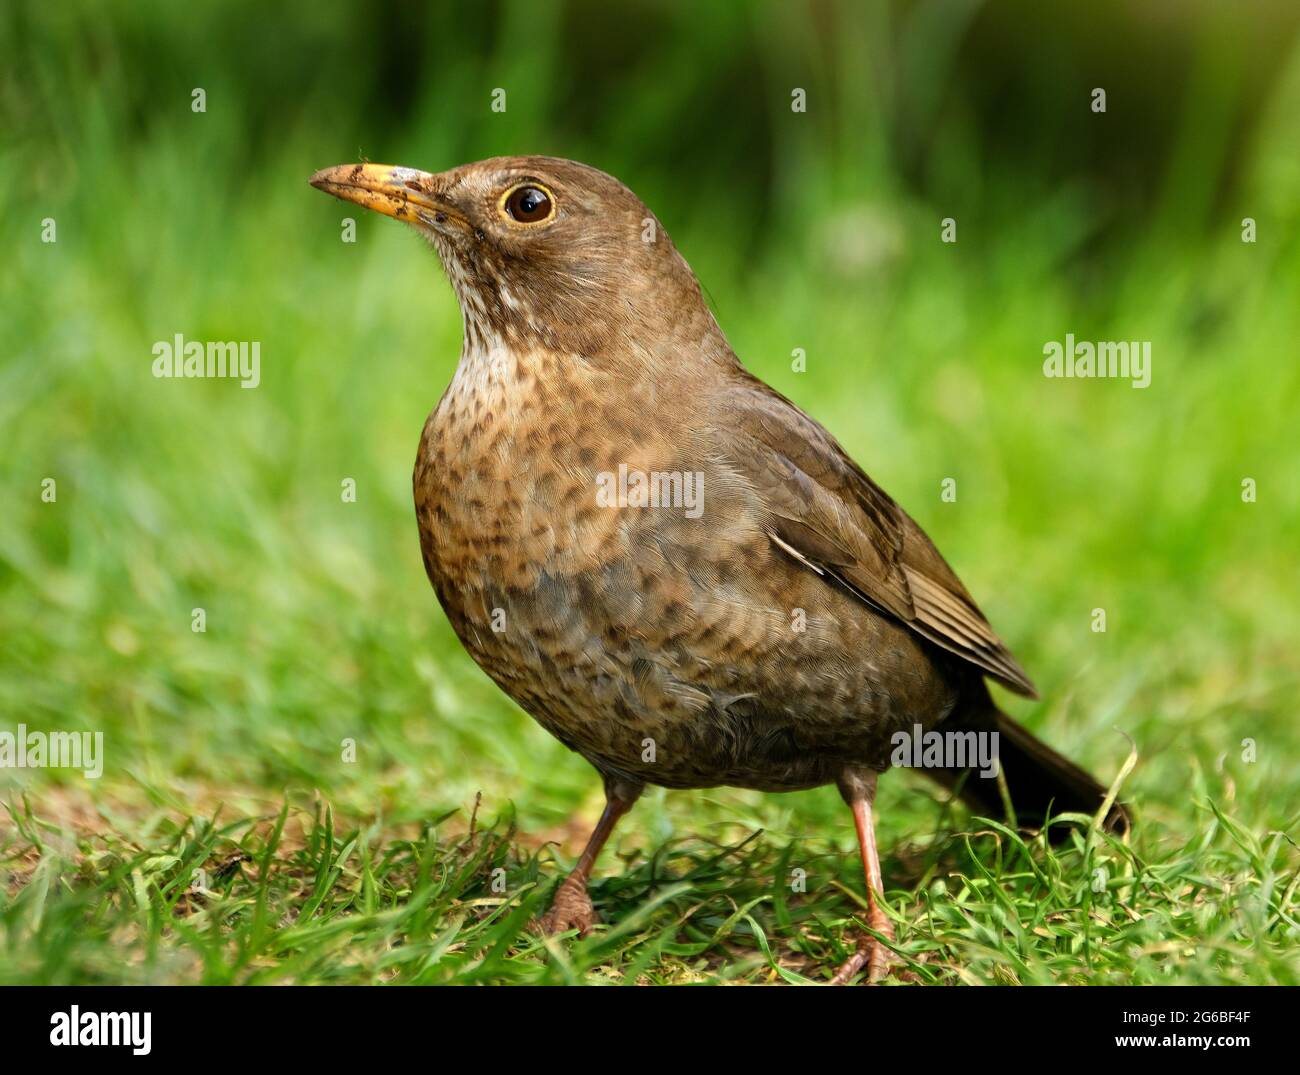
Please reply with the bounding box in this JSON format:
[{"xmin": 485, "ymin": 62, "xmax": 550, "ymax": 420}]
[{"xmin": 447, "ymin": 335, "xmax": 521, "ymax": 407}]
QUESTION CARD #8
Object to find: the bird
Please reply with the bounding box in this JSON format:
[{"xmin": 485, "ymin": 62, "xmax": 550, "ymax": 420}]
[{"xmin": 310, "ymin": 155, "xmax": 1129, "ymax": 983}]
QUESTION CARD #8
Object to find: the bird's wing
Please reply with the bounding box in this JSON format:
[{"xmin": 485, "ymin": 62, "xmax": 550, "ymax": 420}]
[{"xmin": 715, "ymin": 373, "xmax": 1038, "ymax": 698}]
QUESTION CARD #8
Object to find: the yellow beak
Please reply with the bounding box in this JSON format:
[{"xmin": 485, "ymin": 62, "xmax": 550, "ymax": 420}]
[{"xmin": 308, "ymin": 163, "xmax": 466, "ymax": 228}]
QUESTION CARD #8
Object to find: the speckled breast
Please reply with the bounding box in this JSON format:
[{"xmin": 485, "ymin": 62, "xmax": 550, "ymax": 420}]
[{"xmin": 411, "ymin": 346, "xmax": 958, "ymax": 792}]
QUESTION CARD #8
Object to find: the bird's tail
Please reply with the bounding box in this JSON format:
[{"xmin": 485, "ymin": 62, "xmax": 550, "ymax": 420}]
[{"xmin": 926, "ymin": 688, "xmax": 1130, "ymax": 838}]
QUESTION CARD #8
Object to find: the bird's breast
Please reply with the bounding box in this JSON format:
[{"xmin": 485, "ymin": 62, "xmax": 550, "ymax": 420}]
[
  {"xmin": 413, "ymin": 343, "xmax": 672, "ymax": 595},
  {"xmin": 408, "ymin": 344, "xmax": 960, "ymax": 788},
  {"xmin": 409, "ymin": 342, "xmax": 719, "ymax": 756}
]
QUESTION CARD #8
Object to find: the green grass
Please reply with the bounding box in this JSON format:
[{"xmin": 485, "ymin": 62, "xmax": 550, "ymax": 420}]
[
  {"xmin": 4, "ymin": 783, "xmax": 1296, "ymax": 984},
  {"xmin": 2, "ymin": 1, "xmax": 1299, "ymax": 985}
]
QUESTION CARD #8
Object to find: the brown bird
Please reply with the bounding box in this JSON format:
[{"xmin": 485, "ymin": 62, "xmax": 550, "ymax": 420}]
[{"xmin": 310, "ymin": 156, "xmax": 1128, "ymax": 983}]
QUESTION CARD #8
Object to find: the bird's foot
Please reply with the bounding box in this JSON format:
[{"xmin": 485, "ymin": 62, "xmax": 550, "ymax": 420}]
[
  {"xmin": 830, "ymin": 907, "xmax": 898, "ymax": 985},
  {"xmin": 533, "ymin": 876, "xmax": 599, "ymax": 937}
]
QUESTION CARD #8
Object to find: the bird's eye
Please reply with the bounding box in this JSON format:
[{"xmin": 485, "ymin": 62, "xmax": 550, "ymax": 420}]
[{"xmin": 504, "ymin": 185, "xmax": 553, "ymax": 223}]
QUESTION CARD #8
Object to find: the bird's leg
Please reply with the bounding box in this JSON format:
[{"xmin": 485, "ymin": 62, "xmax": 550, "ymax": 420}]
[
  {"xmin": 830, "ymin": 767, "xmax": 897, "ymax": 984},
  {"xmin": 535, "ymin": 775, "xmax": 642, "ymax": 937}
]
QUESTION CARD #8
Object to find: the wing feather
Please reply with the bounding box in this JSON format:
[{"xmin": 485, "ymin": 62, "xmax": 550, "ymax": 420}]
[{"xmin": 719, "ymin": 374, "xmax": 1038, "ymax": 698}]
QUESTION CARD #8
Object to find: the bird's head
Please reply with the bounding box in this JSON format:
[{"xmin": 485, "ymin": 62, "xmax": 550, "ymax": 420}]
[{"xmin": 309, "ymin": 155, "xmax": 718, "ymax": 361}]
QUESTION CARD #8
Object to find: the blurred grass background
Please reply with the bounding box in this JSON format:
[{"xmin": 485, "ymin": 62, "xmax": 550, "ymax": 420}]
[{"xmin": 1, "ymin": 0, "xmax": 1298, "ymax": 983}]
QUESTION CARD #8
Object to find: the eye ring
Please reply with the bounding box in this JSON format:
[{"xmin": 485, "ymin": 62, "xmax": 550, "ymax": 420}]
[{"xmin": 501, "ymin": 182, "xmax": 555, "ymax": 224}]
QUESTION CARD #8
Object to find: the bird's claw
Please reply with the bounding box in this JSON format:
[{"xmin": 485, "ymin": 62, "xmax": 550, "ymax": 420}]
[
  {"xmin": 830, "ymin": 911, "xmax": 898, "ymax": 984},
  {"xmin": 533, "ymin": 877, "xmax": 599, "ymax": 937}
]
